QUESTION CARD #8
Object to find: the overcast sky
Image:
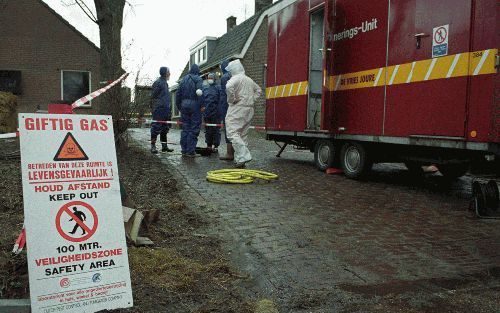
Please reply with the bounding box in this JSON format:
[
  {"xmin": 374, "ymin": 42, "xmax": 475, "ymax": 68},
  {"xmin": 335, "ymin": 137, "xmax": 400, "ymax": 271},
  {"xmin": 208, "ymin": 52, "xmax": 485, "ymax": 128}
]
[{"xmin": 42, "ymin": 0, "xmax": 272, "ymax": 86}]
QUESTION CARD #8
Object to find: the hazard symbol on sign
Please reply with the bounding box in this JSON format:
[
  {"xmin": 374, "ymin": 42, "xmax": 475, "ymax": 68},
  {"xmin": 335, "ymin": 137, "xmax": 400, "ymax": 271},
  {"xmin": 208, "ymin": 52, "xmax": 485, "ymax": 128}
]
[
  {"xmin": 434, "ymin": 26, "xmax": 447, "ymax": 44},
  {"xmin": 55, "ymin": 201, "xmax": 98, "ymax": 242},
  {"xmin": 432, "ymin": 24, "xmax": 449, "ymax": 58},
  {"xmin": 53, "ymin": 132, "xmax": 89, "ymax": 161}
]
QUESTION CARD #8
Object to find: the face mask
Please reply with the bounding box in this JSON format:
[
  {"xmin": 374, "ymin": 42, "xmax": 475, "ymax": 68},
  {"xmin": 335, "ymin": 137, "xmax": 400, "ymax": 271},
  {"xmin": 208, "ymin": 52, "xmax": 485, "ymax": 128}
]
[{"xmin": 208, "ymin": 79, "xmax": 214, "ymax": 85}]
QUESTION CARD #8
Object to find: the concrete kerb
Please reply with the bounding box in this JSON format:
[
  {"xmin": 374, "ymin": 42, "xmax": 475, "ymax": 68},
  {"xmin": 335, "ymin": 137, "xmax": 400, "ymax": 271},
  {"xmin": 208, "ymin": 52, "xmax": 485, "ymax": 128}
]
[{"xmin": 0, "ymin": 299, "xmax": 31, "ymax": 313}]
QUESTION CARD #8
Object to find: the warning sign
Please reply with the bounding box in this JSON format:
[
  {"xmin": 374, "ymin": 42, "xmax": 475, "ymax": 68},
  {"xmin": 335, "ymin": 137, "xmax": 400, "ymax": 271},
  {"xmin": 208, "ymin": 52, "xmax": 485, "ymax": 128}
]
[
  {"xmin": 19, "ymin": 114, "xmax": 133, "ymax": 313},
  {"xmin": 55, "ymin": 201, "xmax": 98, "ymax": 242},
  {"xmin": 54, "ymin": 132, "xmax": 89, "ymax": 161},
  {"xmin": 432, "ymin": 24, "xmax": 449, "ymax": 58}
]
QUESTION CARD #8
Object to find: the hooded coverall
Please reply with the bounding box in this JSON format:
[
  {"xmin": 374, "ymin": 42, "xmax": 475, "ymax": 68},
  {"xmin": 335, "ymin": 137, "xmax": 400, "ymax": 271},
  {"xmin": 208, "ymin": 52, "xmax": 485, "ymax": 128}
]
[
  {"xmin": 203, "ymin": 82, "xmax": 222, "ymax": 148},
  {"xmin": 150, "ymin": 67, "xmax": 171, "ymax": 145},
  {"xmin": 224, "ymin": 60, "xmax": 262, "ymax": 165},
  {"xmin": 219, "ymin": 59, "xmax": 231, "ymax": 143},
  {"xmin": 176, "ymin": 64, "xmax": 204, "ymax": 155}
]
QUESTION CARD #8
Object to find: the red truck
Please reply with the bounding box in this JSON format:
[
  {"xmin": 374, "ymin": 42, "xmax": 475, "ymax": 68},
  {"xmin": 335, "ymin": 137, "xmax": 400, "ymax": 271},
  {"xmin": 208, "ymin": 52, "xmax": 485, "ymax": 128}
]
[{"xmin": 264, "ymin": 0, "xmax": 499, "ymax": 179}]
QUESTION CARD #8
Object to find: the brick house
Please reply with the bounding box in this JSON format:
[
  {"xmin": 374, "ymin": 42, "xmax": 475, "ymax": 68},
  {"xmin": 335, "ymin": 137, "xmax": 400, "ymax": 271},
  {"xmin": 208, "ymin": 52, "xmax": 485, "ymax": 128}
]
[
  {"xmin": 134, "ymin": 85, "xmax": 152, "ymax": 119},
  {"xmin": 178, "ymin": 0, "xmax": 274, "ymax": 125},
  {"xmin": 135, "ymin": 83, "xmax": 179, "ymax": 121},
  {"xmin": 0, "ymin": 0, "xmax": 100, "ymax": 113}
]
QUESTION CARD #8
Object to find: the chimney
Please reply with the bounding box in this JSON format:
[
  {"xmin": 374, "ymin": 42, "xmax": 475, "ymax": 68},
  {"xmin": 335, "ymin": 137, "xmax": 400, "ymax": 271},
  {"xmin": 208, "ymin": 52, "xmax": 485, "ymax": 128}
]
[
  {"xmin": 227, "ymin": 16, "xmax": 237, "ymax": 32},
  {"xmin": 255, "ymin": 0, "xmax": 273, "ymax": 13}
]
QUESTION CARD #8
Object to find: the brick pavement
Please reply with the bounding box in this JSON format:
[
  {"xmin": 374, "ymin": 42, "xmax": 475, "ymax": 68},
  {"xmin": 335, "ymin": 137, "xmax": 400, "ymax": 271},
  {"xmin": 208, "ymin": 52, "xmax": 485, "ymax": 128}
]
[{"xmin": 129, "ymin": 128, "xmax": 500, "ymax": 312}]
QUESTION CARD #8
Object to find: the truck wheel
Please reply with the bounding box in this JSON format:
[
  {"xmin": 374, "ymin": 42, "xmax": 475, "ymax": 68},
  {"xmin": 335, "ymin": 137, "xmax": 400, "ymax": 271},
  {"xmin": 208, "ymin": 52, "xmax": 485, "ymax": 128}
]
[
  {"xmin": 405, "ymin": 161, "xmax": 424, "ymax": 176},
  {"xmin": 314, "ymin": 140, "xmax": 335, "ymax": 171},
  {"xmin": 438, "ymin": 163, "xmax": 469, "ymax": 179},
  {"xmin": 340, "ymin": 142, "xmax": 372, "ymax": 179}
]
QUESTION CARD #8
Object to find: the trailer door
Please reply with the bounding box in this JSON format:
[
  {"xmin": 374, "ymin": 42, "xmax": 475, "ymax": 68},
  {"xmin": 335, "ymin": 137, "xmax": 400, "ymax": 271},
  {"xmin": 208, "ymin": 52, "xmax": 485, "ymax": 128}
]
[
  {"xmin": 307, "ymin": 8, "xmax": 325, "ymax": 130},
  {"xmin": 385, "ymin": 0, "xmax": 472, "ymax": 138},
  {"xmin": 321, "ymin": 0, "xmax": 335, "ymax": 131},
  {"xmin": 414, "ymin": 0, "xmax": 472, "ymax": 137}
]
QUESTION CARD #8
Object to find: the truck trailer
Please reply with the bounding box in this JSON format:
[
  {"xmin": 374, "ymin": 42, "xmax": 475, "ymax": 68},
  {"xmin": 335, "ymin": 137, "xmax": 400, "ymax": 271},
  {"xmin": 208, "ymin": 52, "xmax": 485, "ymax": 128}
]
[{"xmin": 264, "ymin": 0, "xmax": 499, "ymax": 179}]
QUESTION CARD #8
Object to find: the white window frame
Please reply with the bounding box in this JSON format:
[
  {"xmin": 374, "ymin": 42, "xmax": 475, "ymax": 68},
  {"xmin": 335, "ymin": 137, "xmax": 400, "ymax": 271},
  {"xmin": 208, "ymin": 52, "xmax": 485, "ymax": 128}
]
[
  {"xmin": 171, "ymin": 91, "xmax": 180, "ymax": 118},
  {"xmin": 60, "ymin": 70, "xmax": 92, "ymax": 107},
  {"xmin": 189, "ymin": 43, "xmax": 208, "ymax": 67},
  {"xmin": 198, "ymin": 44, "xmax": 207, "ymax": 65},
  {"xmin": 189, "ymin": 52, "xmax": 196, "ymax": 68}
]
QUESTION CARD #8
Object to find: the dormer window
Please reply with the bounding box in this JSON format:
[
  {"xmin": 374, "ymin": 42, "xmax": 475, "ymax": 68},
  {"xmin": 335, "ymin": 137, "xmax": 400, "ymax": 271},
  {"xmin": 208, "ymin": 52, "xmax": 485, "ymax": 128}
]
[
  {"xmin": 190, "ymin": 53, "xmax": 196, "ymax": 67},
  {"xmin": 190, "ymin": 44, "xmax": 207, "ymax": 66},
  {"xmin": 189, "ymin": 36, "xmax": 217, "ymax": 67},
  {"xmin": 199, "ymin": 46, "xmax": 207, "ymax": 63}
]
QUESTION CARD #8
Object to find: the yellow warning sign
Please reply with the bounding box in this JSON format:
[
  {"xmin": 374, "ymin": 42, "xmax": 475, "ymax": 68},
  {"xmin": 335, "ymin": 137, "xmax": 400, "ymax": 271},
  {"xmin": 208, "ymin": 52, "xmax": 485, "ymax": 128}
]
[{"xmin": 53, "ymin": 132, "xmax": 88, "ymax": 161}]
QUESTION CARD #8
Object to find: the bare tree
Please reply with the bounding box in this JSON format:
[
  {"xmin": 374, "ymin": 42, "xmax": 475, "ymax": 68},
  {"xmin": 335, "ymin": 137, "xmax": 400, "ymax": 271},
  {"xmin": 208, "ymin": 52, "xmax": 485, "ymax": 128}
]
[
  {"xmin": 62, "ymin": 0, "xmax": 127, "ymax": 140},
  {"xmin": 94, "ymin": 0, "xmax": 127, "ymax": 141}
]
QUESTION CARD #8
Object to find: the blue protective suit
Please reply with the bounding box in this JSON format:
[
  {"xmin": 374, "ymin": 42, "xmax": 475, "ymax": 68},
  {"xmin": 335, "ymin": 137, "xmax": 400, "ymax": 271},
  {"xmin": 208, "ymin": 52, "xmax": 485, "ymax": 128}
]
[
  {"xmin": 203, "ymin": 83, "xmax": 221, "ymax": 147},
  {"xmin": 150, "ymin": 67, "xmax": 171, "ymax": 143},
  {"xmin": 175, "ymin": 64, "xmax": 204, "ymax": 155},
  {"xmin": 219, "ymin": 59, "xmax": 232, "ymax": 143}
]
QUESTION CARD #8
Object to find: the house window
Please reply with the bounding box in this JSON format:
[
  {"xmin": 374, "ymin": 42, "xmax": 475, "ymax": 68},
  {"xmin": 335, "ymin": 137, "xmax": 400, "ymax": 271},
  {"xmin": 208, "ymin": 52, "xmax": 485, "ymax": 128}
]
[
  {"xmin": 61, "ymin": 70, "xmax": 91, "ymax": 106},
  {"xmin": 0, "ymin": 70, "xmax": 22, "ymax": 95},
  {"xmin": 171, "ymin": 91, "xmax": 180, "ymax": 118},
  {"xmin": 201, "ymin": 46, "xmax": 207, "ymax": 63},
  {"xmin": 190, "ymin": 45, "xmax": 208, "ymax": 66},
  {"xmin": 190, "ymin": 53, "xmax": 196, "ymax": 67}
]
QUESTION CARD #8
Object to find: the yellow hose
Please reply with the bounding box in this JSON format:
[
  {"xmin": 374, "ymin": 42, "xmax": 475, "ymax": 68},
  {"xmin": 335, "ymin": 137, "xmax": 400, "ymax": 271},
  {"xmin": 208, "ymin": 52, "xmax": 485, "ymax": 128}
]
[{"xmin": 207, "ymin": 169, "xmax": 279, "ymax": 184}]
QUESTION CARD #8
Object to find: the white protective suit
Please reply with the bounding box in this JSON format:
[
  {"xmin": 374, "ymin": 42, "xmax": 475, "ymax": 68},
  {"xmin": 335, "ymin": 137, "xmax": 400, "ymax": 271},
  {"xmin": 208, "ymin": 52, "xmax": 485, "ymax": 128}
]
[{"xmin": 225, "ymin": 60, "xmax": 262, "ymax": 165}]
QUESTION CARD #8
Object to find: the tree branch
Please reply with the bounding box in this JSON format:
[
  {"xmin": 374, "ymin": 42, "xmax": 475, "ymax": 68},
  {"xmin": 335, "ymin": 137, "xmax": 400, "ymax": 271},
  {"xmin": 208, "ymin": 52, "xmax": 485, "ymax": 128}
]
[{"xmin": 76, "ymin": 0, "xmax": 97, "ymax": 23}]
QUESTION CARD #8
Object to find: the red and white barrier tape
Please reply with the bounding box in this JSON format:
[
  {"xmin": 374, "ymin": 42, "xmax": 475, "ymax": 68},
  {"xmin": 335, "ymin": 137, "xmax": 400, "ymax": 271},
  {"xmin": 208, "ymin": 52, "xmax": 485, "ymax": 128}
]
[
  {"xmin": 12, "ymin": 225, "xmax": 26, "ymax": 254},
  {"xmin": 251, "ymin": 126, "xmax": 266, "ymax": 130},
  {"xmin": 71, "ymin": 72, "xmax": 129, "ymax": 109},
  {"xmin": 0, "ymin": 122, "xmax": 264, "ymax": 139},
  {"xmin": 144, "ymin": 119, "xmax": 266, "ymax": 130},
  {"xmin": 0, "ymin": 132, "xmax": 19, "ymax": 139}
]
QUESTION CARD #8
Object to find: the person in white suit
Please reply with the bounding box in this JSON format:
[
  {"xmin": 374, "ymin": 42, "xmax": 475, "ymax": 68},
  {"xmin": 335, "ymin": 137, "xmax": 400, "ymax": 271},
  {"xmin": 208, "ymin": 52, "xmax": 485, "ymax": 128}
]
[{"xmin": 224, "ymin": 60, "xmax": 262, "ymax": 168}]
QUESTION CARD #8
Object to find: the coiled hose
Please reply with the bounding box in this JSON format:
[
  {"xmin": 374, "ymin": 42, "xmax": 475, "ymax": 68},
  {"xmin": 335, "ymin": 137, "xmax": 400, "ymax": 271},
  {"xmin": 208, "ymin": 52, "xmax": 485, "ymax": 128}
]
[{"xmin": 207, "ymin": 169, "xmax": 279, "ymax": 184}]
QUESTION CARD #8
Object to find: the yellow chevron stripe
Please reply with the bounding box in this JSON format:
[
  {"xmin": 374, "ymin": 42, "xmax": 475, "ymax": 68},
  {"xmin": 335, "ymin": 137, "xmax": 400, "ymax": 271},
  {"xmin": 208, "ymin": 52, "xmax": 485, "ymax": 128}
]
[
  {"xmin": 266, "ymin": 81, "xmax": 308, "ymax": 99},
  {"xmin": 326, "ymin": 49, "xmax": 496, "ymax": 91},
  {"xmin": 392, "ymin": 63, "xmax": 412, "ymax": 85},
  {"xmin": 470, "ymin": 50, "xmax": 496, "ymax": 75},
  {"xmin": 265, "ymin": 49, "xmax": 497, "ymax": 99}
]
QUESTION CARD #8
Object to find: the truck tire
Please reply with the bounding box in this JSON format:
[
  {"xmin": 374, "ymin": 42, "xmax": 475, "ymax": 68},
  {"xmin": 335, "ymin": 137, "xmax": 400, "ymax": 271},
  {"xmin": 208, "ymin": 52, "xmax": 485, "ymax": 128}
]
[
  {"xmin": 340, "ymin": 142, "xmax": 372, "ymax": 179},
  {"xmin": 314, "ymin": 140, "xmax": 335, "ymax": 171},
  {"xmin": 438, "ymin": 163, "xmax": 469, "ymax": 179}
]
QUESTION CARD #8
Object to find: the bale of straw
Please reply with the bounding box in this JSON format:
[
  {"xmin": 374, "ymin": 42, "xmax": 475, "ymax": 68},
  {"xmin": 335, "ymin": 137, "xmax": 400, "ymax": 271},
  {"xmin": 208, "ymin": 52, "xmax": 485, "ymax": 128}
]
[{"xmin": 0, "ymin": 92, "xmax": 18, "ymax": 133}]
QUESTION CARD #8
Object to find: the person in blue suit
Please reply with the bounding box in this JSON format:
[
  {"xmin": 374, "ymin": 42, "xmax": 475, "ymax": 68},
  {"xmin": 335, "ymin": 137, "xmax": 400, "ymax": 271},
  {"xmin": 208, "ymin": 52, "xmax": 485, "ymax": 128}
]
[
  {"xmin": 150, "ymin": 66, "xmax": 173, "ymax": 154},
  {"xmin": 176, "ymin": 64, "xmax": 204, "ymax": 157},
  {"xmin": 218, "ymin": 59, "xmax": 233, "ymax": 160},
  {"xmin": 203, "ymin": 73, "xmax": 221, "ymax": 151}
]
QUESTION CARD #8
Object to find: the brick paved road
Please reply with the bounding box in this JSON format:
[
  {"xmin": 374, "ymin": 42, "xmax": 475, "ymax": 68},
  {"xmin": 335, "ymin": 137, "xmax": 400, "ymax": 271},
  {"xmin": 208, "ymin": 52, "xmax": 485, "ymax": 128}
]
[{"xmin": 129, "ymin": 128, "xmax": 500, "ymax": 312}]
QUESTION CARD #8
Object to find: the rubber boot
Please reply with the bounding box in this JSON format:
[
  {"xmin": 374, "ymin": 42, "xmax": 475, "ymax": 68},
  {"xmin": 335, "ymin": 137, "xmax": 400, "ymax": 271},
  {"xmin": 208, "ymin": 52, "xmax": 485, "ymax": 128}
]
[
  {"xmin": 161, "ymin": 142, "xmax": 173, "ymax": 153},
  {"xmin": 234, "ymin": 162, "xmax": 246, "ymax": 169},
  {"xmin": 151, "ymin": 144, "xmax": 158, "ymax": 154},
  {"xmin": 219, "ymin": 143, "xmax": 234, "ymax": 161}
]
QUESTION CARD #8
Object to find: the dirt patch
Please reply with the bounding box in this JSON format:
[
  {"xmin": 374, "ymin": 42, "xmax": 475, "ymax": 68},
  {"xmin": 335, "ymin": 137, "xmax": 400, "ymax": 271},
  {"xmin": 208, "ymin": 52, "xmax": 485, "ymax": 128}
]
[
  {"xmin": 338, "ymin": 273, "xmax": 500, "ymax": 313},
  {"xmin": 0, "ymin": 139, "xmax": 27, "ymax": 299},
  {"xmin": 0, "ymin": 139, "xmax": 254, "ymax": 312},
  {"xmin": 339, "ymin": 268, "xmax": 500, "ymax": 297}
]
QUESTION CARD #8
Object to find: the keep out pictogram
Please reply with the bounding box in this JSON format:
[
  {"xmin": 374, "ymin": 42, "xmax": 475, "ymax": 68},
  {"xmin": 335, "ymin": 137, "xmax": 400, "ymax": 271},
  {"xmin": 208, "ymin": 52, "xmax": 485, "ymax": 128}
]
[
  {"xmin": 434, "ymin": 26, "xmax": 447, "ymax": 44},
  {"xmin": 55, "ymin": 201, "xmax": 98, "ymax": 242},
  {"xmin": 53, "ymin": 132, "xmax": 89, "ymax": 161}
]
